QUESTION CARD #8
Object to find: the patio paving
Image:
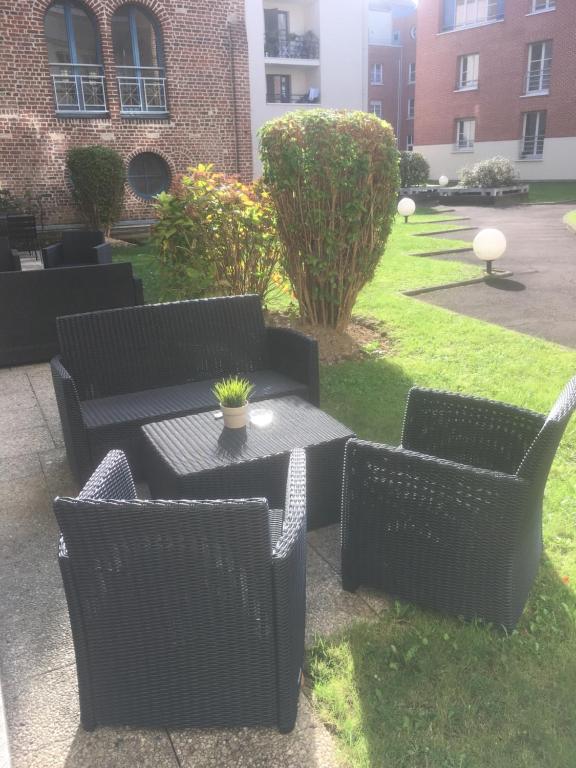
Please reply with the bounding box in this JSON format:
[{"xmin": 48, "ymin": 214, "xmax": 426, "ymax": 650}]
[
  {"xmin": 0, "ymin": 363, "xmax": 387, "ymax": 768},
  {"xmin": 417, "ymin": 203, "xmax": 576, "ymax": 348}
]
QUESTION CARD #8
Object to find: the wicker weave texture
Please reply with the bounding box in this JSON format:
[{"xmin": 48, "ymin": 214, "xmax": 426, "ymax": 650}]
[
  {"xmin": 52, "ymin": 295, "xmax": 319, "ymax": 483},
  {"xmin": 54, "ymin": 448, "xmax": 307, "ymax": 732},
  {"xmin": 142, "ymin": 396, "xmax": 354, "ymax": 529},
  {"xmin": 342, "ymin": 380, "xmax": 576, "ymax": 629},
  {"xmin": 0, "ymin": 263, "xmax": 142, "ymax": 367}
]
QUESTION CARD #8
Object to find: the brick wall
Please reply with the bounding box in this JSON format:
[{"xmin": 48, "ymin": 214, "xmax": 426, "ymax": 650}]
[
  {"xmin": 0, "ymin": 0, "xmax": 253, "ymax": 224},
  {"xmin": 415, "ymin": 0, "xmax": 576, "ymax": 147}
]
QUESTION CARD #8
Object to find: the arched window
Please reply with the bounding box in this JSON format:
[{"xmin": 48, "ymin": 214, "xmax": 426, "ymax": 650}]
[
  {"xmin": 112, "ymin": 6, "xmax": 167, "ymax": 115},
  {"xmin": 44, "ymin": 2, "xmax": 106, "ymax": 114}
]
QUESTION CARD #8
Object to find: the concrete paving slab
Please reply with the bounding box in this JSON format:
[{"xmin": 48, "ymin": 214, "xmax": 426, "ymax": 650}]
[
  {"xmin": 171, "ymin": 695, "xmax": 341, "ymax": 768},
  {"xmin": 12, "ymin": 728, "xmax": 178, "ymax": 768},
  {"xmin": 305, "ymin": 548, "xmax": 375, "ymax": 645},
  {"xmin": 419, "ymin": 204, "xmax": 576, "ymax": 347},
  {"xmin": 0, "ymin": 426, "xmax": 55, "ymax": 460}
]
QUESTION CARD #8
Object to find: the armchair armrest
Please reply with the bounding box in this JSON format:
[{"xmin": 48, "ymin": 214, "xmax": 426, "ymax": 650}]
[
  {"xmin": 266, "ymin": 326, "xmax": 320, "ymax": 406},
  {"xmin": 272, "ymin": 448, "xmax": 307, "ymax": 733},
  {"xmin": 342, "ymin": 438, "xmax": 528, "ymax": 550},
  {"xmin": 78, "ymin": 449, "xmax": 136, "ymax": 501},
  {"xmin": 42, "ymin": 242, "xmax": 63, "ymax": 268},
  {"xmin": 133, "ymin": 277, "xmax": 145, "ymax": 305},
  {"xmin": 402, "ymin": 387, "xmax": 545, "ymax": 474},
  {"xmin": 50, "ymin": 355, "xmax": 92, "ymax": 484},
  {"xmin": 94, "ymin": 242, "xmax": 112, "ymax": 264}
]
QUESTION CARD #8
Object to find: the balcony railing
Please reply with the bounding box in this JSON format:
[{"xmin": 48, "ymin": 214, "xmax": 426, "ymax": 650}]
[
  {"xmin": 525, "ymin": 67, "xmax": 551, "ymax": 94},
  {"xmin": 50, "ymin": 63, "xmax": 107, "ymax": 114},
  {"xmin": 117, "ymin": 66, "xmax": 167, "ymax": 114},
  {"xmin": 264, "ymin": 32, "xmax": 320, "ymax": 60},
  {"xmin": 454, "ymin": 139, "xmax": 475, "ymax": 152},
  {"xmin": 266, "ymin": 90, "xmax": 320, "ymax": 104},
  {"xmin": 456, "ymin": 79, "xmax": 479, "ymax": 91},
  {"xmin": 520, "ymin": 136, "xmax": 545, "ymax": 159}
]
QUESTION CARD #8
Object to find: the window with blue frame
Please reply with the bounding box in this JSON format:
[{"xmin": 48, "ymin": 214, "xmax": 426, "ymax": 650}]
[
  {"xmin": 128, "ymin": 152, "xmax": 171, "ymax": 198},
  {"xmin": 44, "ymin": 1, "xmax": 106, "ymax": 114},
  {"xmin": 112, "ymin": 5, "xmax": 168, "ymax": 115},
  {"xmin": 442, "ymin": 0, "xmax": 504, "ymax": 32}
]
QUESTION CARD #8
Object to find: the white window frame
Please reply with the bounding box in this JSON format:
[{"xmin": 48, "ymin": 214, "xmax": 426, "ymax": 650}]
[
  {"xmin": 370, "ymin": 100, "xmax": 383, "ymax": 118},
  {"xmin": 406, "ymin": 134, "xmax": 414, "ymax": 151},
  {"xmin": 370, "ymin": 63, "xmax": 383, "ymax": 85},
  {"xmin": 521, "ymin": 111, "xmax": 546, "ymax": 159},
  {"xmin": 407, "ymin": 97, "xmax": 415, "ymax": 119},
  {"xmin": 455, "ymin": 118, "xmax": 475, "ymax": 151},
  {"xmin": 457, "ymin": 53, "xmax": 479, "ymax": 90},
  {"xmin": 525, "ymin": 40, "xmax": 552, "ymax": 95},
  {"xmin": 531, "ymin": 0, "xmax": 555, "ymax": 12},
  {"xmin": 408, "ymin": 63, "xmax": 416, "ymax": 84},
  {"xmin": 454, "ymin": 0, "xmax": 500, "ymax": 29}
]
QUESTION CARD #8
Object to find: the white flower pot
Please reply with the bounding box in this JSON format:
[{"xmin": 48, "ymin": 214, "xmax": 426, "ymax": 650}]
[{"xmin": 220, "ymin": 403, "xmax": 248, "ymax": 429}]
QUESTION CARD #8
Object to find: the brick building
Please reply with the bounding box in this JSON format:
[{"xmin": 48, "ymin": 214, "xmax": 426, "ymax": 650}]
[
  {"xmin": 0, "ymin": 0, "xmax": 253, "ymax": 225},
  {"xmin": 367, "ymin": 0, "xmax": 417, "ymax": 151},
  {"xmin": 415, "ymin": 0, "xmax": 576, "ymax": 180}
]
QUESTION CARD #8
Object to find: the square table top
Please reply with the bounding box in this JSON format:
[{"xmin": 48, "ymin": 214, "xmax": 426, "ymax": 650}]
[{"xmin": 142, "ymin": 395, "xmax": 354, "ymax": 478}]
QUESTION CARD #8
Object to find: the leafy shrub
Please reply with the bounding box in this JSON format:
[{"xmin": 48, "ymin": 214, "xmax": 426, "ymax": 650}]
[
  {"xmin": 459, "ymin": 156, "xmax": 519, "ymax": 188},
  {"xmin": 67, "ymin": 146, "xmax": 126, "ymax": 233},
  {"xmin": 0, "ymin": 189, "xmax": 22, "ymax": 213},
  {"xmin": 260, "ymin": 109, "xmax": 399, "ymax": 331},
  {"xmin": 153, "ymin": 164, "xmax": 282, "ymax": 302},
  {"xmin": 399, "ymin": 151, "xmax": 430, "ymax": 187}
]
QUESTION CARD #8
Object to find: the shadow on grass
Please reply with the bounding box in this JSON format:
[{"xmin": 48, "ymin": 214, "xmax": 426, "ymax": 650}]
[
  {"xmin": 338, "ymin": 555, "xmax": 576, "ymax": 768},
  {"xmin": 321, "ymin": 358, "xmax": 414, "ymax": 444}
]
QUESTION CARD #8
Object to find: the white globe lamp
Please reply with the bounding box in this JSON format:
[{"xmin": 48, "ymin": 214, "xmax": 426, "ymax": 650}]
[
  {"xmin": 397, "ymin": 197, "xmax": 416, "ymax": 224},
  {"xmin": 473, "ymin": 228, "xmax": 507, "ymax": 275},
  {"xmin": 439, "ymin": 175, "xmax": 449, "ymax": 187}
]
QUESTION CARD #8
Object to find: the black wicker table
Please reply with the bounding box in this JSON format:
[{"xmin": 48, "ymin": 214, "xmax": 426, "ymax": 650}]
[{"xmin": 142, "ymin": 395, "xmax": 354, "ymax": 529}]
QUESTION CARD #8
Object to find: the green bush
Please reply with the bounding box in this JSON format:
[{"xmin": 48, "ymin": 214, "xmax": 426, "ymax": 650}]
[
  {"xmin": 0, "ymin": 189, "xmax": 21, "ymax": 213},
  {"xmin": 67, "ymin": 146, "xmax": 126, "ymax": 233},
  {"xmin": 459, "ymin": 156, "xmax": 519, "ymax": 188},
  {"xmin": 153, "ymin": 164, "xmax": 282, "ymax": 302},
  {"xmin": 260, "ymin": 109, "xmax": 399, "ymax": 331},
  {"xmin": 399, "ymin": 151, "xmax": 430, "ymax": 187}
]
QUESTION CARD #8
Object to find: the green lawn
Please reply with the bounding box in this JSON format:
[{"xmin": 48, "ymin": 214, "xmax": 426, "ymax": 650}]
[
  {"xmin": 528, "ymin": 181, "xmax": 576, "ymax": 204},
  {"xmin": 114, "ymin": 214, "xmax": 576, "ymax": 768}
]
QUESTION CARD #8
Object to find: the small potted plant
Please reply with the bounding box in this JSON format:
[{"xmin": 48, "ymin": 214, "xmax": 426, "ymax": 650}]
[{"xmin": 212, "ymin": 376, "xmax": 254, "ymax": 429}]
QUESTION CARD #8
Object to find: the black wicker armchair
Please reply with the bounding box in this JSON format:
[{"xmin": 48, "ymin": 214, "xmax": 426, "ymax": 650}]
[
  {"xmin": 54, "ymin": 448, "xmax": 307, "ymax": 732},
  {"xmin": 42, "ymin": 230, "xmax": 112, "ymax": 268},
  {"xmin": 341, "ymin": 379, "xmax": 576, "ymax": 630}
]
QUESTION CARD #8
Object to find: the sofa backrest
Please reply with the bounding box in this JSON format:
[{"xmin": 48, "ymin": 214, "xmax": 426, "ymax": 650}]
[
  {"xmin": 57, "ymin": 294, "xmax": 269, "ymax": 399},
  {"xmin": 0, "ymin": 262, "xmax": 142, "ymax": 367},
  {"xmin": 61, "ymin": 230, "xmax": 105, "ymax": 264}
]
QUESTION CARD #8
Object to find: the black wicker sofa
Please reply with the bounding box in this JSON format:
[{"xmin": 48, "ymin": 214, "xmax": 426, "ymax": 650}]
[
  {"xmin": 52, "ymin": 294, "xmax": 320, "ymax": 483},
  {"xmin": 0, "ymin": 262, "xmax": 143, "ymax": 367}
]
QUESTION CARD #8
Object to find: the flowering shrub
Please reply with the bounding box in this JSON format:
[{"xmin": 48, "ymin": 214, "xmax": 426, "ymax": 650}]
[
  {"xmin": 459, "ymin": 156, "xmax": 519, "ymax": 188},
  {"xmin": 153, "ymin": 165, "xmax": 282, "ymax": 302},
  {"xmin": 399, "ymin": 151, "xmax": 430, "ymax": 187},
  {"xmin": 260, "ymin": 110, "xmax": 399, "ymax": 331}
]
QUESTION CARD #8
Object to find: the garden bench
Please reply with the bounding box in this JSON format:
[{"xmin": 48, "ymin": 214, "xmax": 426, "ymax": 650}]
[{"xmin": 52, "ymin": 294, "xmax": 319, "ymax": 482}]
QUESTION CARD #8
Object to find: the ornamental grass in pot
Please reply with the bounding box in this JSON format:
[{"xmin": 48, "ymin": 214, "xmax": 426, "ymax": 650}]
[{"xmin": 212, "ymin": 376, "xmax": 255, "ymax": 429}]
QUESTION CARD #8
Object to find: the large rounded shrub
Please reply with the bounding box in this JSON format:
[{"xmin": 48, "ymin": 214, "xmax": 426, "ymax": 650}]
[
  {"xmin": 260, "ymin": 109, "xmax": 399, "ymax": 331},
  {"xmin": 399, "ymin": 151, "xmax": 430, "ymax": 187},
  {"xmin": 67, "ymin": 146, "xmax": 126, "ymax": 233},
  {"xmin": 459, "ymin": 156, "xmax": 519, "ymax": 188}
]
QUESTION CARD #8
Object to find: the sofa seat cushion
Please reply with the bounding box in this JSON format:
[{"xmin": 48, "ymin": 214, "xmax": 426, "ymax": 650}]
[{"xmin": 81, "ymin": 370, "xmax": 308, "ymax": 429}]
